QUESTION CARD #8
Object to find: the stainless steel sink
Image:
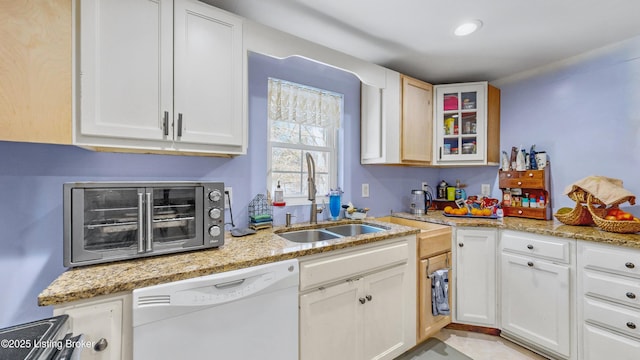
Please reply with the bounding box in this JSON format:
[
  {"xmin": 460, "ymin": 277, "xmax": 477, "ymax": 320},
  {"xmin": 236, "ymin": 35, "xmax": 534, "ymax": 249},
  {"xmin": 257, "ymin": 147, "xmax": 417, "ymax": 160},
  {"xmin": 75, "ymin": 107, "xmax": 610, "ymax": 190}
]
[
  {"xmin": 323, "ymin": 224, "xmax": 387, "ymax": 237},
  {"xmin": 277, "ymin": 229, "xmax": 341, "ymax": 243},
  {"xmin": 277, "ymin": 223, "xmax": 388, "ymax": 243}
]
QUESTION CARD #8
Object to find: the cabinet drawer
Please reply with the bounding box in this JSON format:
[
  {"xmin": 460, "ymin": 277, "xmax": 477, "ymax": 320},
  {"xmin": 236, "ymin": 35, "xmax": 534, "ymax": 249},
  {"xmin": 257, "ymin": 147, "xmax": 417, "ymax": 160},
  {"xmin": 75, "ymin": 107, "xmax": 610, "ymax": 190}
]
[
  {"xmin": 584, "ymin": 297, "xmax": 640, "ymax": 340},
  {"xmin": 501, "ymin": 230, "xmax": 570, "ymax": 263},
  {"xmin": 418, "ymin": 228, "xmax": 452, "ymax": 259},
  {"xmin": 499, "ymin": 171, "xmax": 544, "ymax": 189},
  {"xmin": 583, "ymin": 270, "xmax": 640, "ymax": 309},
  {"xmin": 502, "ymin": 206, "xmax": 548, "ymax": 220},
  {"xmin": 299, "ymin": 241, "xmax": 408, "ymax": 291},
  {"xmin": 583, "ymin": 323, "xmax": 640, "ymax": 360},
  {"xmin": 582, "ymin": 243, "xmax": 640, "ymax": 278}
]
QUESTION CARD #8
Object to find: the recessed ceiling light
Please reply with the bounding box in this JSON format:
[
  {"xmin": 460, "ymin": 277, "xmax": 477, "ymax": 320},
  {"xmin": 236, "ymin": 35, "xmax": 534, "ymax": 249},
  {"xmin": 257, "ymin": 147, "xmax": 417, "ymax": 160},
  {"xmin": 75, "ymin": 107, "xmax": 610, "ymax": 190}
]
[{"xmin": 454, "ymin": 20, "xmax": 483, "ymax": 36}]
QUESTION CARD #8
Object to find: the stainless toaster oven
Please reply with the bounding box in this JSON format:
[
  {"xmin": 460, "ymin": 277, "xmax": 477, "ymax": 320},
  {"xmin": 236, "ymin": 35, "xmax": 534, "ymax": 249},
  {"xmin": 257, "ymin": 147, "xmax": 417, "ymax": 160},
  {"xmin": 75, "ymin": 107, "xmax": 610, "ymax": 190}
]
[{"xmin": 63, "ymin": 182, "xmax": 224, "ymax": 267}]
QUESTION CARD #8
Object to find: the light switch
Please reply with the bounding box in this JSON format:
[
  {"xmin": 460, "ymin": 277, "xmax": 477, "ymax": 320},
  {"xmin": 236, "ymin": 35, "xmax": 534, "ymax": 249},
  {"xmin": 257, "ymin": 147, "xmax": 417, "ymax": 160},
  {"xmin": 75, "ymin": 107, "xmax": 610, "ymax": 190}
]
[{"xmin": 362, "ymin": 183, "xmax": 370, "ymax": 198}]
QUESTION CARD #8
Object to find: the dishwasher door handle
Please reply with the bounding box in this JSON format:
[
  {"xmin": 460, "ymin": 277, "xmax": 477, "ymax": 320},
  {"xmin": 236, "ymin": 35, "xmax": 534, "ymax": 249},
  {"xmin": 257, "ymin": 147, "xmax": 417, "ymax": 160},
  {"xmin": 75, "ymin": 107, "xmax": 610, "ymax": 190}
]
[{"xmin": 214, "ymin": 279, "xmax": 246, "ymax": 289}]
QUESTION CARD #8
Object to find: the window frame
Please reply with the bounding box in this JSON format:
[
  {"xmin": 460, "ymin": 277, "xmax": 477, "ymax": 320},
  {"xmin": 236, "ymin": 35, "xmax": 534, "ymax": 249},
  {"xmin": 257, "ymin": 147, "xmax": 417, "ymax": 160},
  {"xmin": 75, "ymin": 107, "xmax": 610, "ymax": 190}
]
[{"xmin": 266, "ymin": 78, "xmax": 343, "ymax": 206}]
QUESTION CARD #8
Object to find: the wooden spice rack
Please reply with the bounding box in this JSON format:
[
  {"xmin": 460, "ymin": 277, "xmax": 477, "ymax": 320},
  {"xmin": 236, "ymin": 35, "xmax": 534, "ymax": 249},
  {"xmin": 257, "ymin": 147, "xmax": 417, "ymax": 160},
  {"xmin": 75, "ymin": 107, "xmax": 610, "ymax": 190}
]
[{"xmin": 498, "ymin": 168, "xmax": 551, "ymax": 220}]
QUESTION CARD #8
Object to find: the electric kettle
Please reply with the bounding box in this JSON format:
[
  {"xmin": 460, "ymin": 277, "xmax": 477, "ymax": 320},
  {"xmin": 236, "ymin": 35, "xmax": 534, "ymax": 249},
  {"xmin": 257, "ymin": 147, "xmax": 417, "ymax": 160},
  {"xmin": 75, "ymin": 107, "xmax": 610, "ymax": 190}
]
[{"xmin": 409, "ymin": 189, "xmax": 433, "ymax": 215}]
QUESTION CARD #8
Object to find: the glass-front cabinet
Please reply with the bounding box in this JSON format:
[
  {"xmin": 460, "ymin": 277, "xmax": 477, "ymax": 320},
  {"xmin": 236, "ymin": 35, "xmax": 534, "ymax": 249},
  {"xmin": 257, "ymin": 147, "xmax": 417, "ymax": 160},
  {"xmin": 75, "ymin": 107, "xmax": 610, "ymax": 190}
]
[{"xmin": 433, "ymin": 82, "xmax": 500, "ymax": 166}]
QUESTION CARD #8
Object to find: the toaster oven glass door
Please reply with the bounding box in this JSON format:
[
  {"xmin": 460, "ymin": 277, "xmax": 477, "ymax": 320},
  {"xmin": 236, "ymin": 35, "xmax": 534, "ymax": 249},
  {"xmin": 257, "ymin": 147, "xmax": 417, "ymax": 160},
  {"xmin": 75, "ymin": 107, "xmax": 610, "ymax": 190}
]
[{"xmin": 71, "ymin": 186, "xmax": 204, "ymax": 264}]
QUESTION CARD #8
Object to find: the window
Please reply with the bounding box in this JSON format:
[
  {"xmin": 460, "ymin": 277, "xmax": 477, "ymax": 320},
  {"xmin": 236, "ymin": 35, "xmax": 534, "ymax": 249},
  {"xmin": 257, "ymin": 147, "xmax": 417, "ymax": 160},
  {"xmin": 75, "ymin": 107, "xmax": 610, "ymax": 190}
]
[{"xmin": 267, "ymin": 78, "xmax": 343, "ymax": 205}]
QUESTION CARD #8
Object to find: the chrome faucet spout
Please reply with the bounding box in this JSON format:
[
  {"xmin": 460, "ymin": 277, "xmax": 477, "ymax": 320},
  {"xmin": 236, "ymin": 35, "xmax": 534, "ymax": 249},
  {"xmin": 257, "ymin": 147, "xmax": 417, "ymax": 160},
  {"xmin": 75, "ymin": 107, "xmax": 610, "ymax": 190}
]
[
  {"xmin": 306, "ymin": 152, "xmax": 316, "ymax": 201},
  {"xmin": 305, "ymin": 152, "xmax": 322, "ymax": 223}
]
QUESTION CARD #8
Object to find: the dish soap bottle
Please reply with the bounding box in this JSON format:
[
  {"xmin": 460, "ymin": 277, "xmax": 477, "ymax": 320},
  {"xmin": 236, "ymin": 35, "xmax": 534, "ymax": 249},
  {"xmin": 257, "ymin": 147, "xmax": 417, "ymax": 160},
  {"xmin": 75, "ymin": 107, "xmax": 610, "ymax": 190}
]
[{"xmin": 273, "ymin": 180, "xmax": 285, "ymax": 206}]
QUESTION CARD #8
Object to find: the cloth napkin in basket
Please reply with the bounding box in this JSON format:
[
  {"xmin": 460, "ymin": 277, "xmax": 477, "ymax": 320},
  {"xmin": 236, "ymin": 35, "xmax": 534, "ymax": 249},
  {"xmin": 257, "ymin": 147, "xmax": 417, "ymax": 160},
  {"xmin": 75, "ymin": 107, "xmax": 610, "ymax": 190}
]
[{"xmin": 563, "ymin": 175, "xmax": 636, "ymax": 206}]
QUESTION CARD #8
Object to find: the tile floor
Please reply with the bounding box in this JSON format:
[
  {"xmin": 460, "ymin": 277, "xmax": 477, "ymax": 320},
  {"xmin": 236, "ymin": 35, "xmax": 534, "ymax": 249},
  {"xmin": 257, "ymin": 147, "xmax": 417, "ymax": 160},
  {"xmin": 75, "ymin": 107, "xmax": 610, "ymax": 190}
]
[{"xmin": 432, "ymin": 329, "xmax": 550, "ymax": 360}]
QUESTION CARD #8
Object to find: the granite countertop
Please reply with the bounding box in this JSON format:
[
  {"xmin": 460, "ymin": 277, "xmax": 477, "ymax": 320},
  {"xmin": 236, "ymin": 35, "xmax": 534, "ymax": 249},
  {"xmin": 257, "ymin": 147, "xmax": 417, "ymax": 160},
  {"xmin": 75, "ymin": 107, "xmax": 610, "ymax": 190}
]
[
  {"xmin": 39, "ymin": 212, "xmax": 640, "ymax": 307},
  {"xmin": 392, "ymin": 212, "xmax": 640, "ymax": 249},
  {"xmin": 38, "ymin": 219, "xmax": 419, "ymax": 306}
]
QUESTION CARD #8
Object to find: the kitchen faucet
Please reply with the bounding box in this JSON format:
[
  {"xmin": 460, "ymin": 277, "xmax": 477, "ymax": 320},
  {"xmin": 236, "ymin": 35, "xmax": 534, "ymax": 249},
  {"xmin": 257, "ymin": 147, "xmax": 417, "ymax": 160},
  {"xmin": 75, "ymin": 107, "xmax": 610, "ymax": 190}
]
[{"xmin": 306, "ymin": 152, "xmax": 323, "ymax": 224}]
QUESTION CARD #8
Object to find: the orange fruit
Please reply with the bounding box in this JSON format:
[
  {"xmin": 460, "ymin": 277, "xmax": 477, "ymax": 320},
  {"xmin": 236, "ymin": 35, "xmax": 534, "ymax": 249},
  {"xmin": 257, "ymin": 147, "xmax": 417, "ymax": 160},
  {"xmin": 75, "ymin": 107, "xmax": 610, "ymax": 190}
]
[
  {"xmin": 459, "ymin": 207, "xmax": 468, "ymax": 215},
  {"xmin": 444, "ymin": 206, "xmax": 453, "ymax": 214},
  {"xmin": 482, "ymin": 208, "xmax": 492, "ymax": 216}
]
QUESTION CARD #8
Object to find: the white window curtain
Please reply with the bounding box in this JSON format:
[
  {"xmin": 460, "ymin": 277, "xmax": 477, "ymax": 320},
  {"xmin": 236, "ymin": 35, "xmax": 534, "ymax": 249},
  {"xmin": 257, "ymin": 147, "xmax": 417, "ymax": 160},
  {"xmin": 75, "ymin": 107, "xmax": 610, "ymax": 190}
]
[{"xmin": 268, "ymin": 78, "xmax": 342, "ymax": 128}]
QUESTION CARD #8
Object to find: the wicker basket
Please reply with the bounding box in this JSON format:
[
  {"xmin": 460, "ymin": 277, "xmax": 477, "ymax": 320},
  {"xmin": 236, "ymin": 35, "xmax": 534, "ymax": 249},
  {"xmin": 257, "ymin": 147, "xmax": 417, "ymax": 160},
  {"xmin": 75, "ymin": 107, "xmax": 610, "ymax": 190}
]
[
  {"xmin": 554, "ymin": 200, "xmax": 604, "ymax": 226},
  {"xmin": 587, "ymin": 195, "xmax": 640, "ymax": 234}
]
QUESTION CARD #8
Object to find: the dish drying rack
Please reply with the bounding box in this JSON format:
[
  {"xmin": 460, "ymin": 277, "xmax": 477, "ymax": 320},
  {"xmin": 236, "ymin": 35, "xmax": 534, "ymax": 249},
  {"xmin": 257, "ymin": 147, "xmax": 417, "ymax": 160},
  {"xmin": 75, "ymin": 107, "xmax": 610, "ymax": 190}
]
[{"xmin": 248, "ymin": 194, "xmax": 273, "ymax": 230}]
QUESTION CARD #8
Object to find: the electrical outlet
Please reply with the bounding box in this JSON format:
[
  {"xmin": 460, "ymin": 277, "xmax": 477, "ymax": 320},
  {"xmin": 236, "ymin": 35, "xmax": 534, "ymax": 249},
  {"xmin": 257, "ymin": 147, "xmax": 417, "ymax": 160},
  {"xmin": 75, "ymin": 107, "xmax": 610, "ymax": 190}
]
[
  {"xmin": 481, "ymin": 183, "xmax": 490, "ymax": 197},
  {"xmin": 224, "ymin": 187, "xmax": 232, "ymax": 209},
  {"xmin": 422, "ymin": 182, "xmax": 429, "ymax": 191},
  {"xmin": 362, "ymin": 183, "xmax": 370, "ymax": 198}
]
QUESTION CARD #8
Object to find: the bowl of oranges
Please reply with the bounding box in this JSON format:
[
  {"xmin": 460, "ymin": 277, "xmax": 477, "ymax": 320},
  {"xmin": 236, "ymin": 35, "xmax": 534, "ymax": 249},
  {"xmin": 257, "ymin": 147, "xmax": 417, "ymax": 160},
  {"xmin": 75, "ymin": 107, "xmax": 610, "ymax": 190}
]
[{"xmin": 443, "ymin": 205, "xmax": 495, "ymax": 218}]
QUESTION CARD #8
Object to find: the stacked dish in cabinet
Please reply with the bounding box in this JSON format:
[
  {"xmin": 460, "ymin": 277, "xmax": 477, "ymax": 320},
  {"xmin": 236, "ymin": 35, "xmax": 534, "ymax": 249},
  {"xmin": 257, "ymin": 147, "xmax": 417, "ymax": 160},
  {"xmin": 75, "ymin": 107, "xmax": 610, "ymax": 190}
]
[{"xmin": 578, "ymin": 241, "xmax": 640, "ymax": 360}]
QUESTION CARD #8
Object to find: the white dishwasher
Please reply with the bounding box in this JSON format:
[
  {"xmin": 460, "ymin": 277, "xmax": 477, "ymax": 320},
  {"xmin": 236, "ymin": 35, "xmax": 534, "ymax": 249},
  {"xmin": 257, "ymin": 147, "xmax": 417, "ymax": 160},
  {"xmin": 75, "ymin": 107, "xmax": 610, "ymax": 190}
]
[{"xmin": 132, "ymin": 259, "xmax": 299, "ymax": 360}]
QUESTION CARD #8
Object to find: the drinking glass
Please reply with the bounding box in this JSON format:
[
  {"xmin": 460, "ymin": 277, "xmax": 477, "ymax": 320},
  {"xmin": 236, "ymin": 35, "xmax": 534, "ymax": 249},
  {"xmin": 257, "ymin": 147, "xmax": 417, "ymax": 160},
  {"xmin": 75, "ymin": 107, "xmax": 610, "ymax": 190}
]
[{"xmin": 329, "ymin": 190, "xmax": 341, "ymax": 220}]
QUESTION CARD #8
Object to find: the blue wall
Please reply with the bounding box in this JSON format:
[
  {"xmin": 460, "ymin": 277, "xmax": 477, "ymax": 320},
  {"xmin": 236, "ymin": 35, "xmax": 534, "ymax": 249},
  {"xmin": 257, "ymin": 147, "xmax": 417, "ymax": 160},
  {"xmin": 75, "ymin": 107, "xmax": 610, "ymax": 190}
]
[{"xmin": 493, "ymin": 36, "xmax": 640, "ymax": 212}]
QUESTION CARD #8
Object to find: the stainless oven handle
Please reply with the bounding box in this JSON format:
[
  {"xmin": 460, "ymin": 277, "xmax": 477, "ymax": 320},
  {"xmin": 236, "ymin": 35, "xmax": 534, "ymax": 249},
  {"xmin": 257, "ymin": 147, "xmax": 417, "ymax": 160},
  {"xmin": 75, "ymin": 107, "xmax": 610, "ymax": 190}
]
[
  {"xmin": 137, "ymin": 193, "xmax": 145, "ymax": 253},
  {"xmin": 146, "ymin": 192, "xmax": 153, "ymax": 252}
]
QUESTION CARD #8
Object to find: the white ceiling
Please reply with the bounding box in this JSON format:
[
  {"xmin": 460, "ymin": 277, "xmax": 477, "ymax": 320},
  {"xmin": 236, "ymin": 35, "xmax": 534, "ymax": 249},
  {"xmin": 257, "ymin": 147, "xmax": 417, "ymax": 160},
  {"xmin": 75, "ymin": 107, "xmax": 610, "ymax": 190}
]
[{"xmin": 203, "ymin": 0, "xmax": 640, "ymax": 84}]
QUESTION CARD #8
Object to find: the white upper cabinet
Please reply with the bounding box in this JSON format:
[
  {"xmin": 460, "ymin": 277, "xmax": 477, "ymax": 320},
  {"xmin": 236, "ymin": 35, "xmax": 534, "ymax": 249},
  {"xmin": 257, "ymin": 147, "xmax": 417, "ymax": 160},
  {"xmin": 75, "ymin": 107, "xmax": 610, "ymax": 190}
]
[
  {"xmin": 432, "ymin": 82, "xmax": 500, "ymax": 166},
  {"xmin": 173, "ymin": 0, "xmax": 243, "ymax": 148},
  {"xmin": 76, "ymin": 0, "xmax": 245, "ymax": 156}
]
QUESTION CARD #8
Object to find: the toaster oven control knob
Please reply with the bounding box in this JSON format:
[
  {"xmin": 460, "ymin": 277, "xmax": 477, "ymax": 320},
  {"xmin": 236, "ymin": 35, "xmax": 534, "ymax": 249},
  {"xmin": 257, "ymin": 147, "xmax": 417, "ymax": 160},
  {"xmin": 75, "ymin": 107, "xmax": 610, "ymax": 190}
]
[
  {"xmin": 208, "ymin": 208, "xmax": 222, "ymax": 219},
  {"xmin": 208, "ymin": 190, "xmax": 222, "ymax": 202},
  {"xmin": 209, "ymin": 225, "xmax": 221, "ymax": 237}
]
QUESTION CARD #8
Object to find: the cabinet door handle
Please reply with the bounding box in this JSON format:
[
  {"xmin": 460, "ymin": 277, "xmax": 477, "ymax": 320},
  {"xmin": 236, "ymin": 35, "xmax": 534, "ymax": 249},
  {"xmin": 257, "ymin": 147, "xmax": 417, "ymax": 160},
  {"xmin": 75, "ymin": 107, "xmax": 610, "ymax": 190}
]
[
  {"xmin": 518, "ymin": 210, "xmax": 523, "ymax": 215},
  {"xmin": 527, "ymin": 244, "xmax": 534, "ymax": 250},
  {"xmin": 177, "ymin": 113, "xmax": 183, "ymax": 137},
  {"xmin": 527, "ymin": 261, "xmax": 534, "ymax": 267},
  {"xmin": 439, "ymin": 147, "xmax": 442, "ymax": 160},
  {"xmin": 627, "ymin": 322, "xmax": 637, "ymax": 330},
  {"xmin": 458, "ymin": 243, "xmax": 464, "ymax": 247},
  {"xmin": 366, "ymin": 295, "xmax": 373, "ymax": 302},
  {"xmin": 627, "ymin": 292, "xmax": 637, "ymax": 299},
  {"xmin": 528, "ymin": 173, "xmax": 534, "ymax": 177},
  {"xmin": 163, "ymin": 111, "xmax": 169, "ymax": 136},
  {"xmin": 626, "ymin": 262, "xmax": 636, "ymax": 269},
  {"xmin": 517, "ymin": 181, "xmax": 522, "ymax": 185},
  {"xmin": 137, "ymin": 193, "xmax": 145, "ymax": 253},
  {"xmin": 359, "ymin": 298, "xmax": 366, "ymax": 304},
  {"xmin": 145, "ymin": 192, "xmax": 153, "ymax": 252},
  {"xmin": 94, "ymin": 338, "xmax": 108, "ymax": 352}
]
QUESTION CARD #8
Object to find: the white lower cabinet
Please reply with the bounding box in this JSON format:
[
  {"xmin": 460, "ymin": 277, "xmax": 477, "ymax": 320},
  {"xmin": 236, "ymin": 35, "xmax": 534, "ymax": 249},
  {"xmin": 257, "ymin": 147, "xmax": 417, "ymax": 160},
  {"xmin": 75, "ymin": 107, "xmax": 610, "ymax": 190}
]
[
  {"xmin": 53, "ymin": 293, "xmax": 132, "ymax": 360},
  {"xmin": 578, "ymin": 241, "xmax": 640, "ymax": 360},
  {"xmin": 500, "ymin": 230, "xmax": 575, "ymax": 360},
  {"xmin": 299, "ymin": 237, "xmax": 416, "ymax": 360},
  {"xmin": 454, "ymin": 228, "xmax": 497, "ymax": 327}
]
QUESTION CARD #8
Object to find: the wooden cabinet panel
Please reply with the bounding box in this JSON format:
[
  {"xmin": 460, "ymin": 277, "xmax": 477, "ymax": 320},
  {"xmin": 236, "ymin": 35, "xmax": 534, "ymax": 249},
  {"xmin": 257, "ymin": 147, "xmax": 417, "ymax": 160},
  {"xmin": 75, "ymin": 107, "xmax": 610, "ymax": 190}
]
[
  {"xmin": 363, "ymin": 265, "xmax": 407, "ymax": 360},
  {"xmin": 299, "ymin": 237, "xmax": 415, "ymax": 360},
  {"xmin": 501, "ymin": 252, "xmax": 571, "ymax": 358},
  {"xmin": 583, "ymin": 323, "xmax": 640, "ymax": 360},
  {"xmin": 0, "ymin": 0, "xmax": 72, "ymax": 144},
  {"xmin": 499, "ymin": 168, "xmax": 551, "ymax": 220},
  {"xmin": 300, "ymin": 280, "xmax": 361, "ymax": 360},
  {"xmin": 401, "ymin": 75, "xmax": 432, "ymax": 164},
  {"xmin": 455, "ymin": 228, "xmax": 496, "ymax": 326},
  {"xmin": 418, "ymin": 252, "xmax": 452, "ymax": 340}
]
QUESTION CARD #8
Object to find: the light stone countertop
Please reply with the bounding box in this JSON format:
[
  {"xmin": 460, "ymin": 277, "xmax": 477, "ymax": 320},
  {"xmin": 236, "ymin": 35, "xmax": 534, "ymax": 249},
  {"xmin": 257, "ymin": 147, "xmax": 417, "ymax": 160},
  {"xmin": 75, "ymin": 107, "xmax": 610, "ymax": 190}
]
[
  {"xmin": 38, "ymin": 219, "xmax": 419, "ymax": 306},
  {"xmin": 39, "ymin": 213, "xmax": 640, "ymax": 307},
  {"xmin": 392, "ymin": 212, "xmax": 640, "ymax": 248}
]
